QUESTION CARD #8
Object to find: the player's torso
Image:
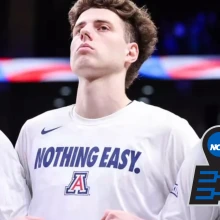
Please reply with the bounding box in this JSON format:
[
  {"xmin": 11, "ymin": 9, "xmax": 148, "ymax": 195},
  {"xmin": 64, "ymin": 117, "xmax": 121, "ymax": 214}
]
[{"xmin": 27, "ymin": 120, "xmax": 169, "ymax": 220}]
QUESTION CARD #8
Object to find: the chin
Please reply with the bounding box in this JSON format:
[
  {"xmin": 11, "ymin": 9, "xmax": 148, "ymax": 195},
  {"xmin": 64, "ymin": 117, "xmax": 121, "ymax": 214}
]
[
  {"xmin": 73, "ymin": 56, "xmax": 95, "ymax": 68},
  {"xmin": 73, "ymin": 67, "xmax": 105, "ymax": 82},
  {"xmin": 77, "ymin": 71, "xmax": 102, "ymax": 80},
  {"xmin": 72, "ymin": 63, "xmax": 94, "ymax": 74},
  {"xmin": 72, "ymin": 59, "xmax": 97, "ymax": 72}
]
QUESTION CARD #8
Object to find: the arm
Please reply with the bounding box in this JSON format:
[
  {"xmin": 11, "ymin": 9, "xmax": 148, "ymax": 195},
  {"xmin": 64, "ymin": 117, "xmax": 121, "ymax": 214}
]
[
  {"xmin": 14, "ymin": 123, "xmax": 31, "ymax": 193},
  {"xmin": 0, "ymin": 131, "xmax": 31, "ymax": 220},
  {"xmin": 162, "ymin": 119, "xmax": 200, "ymax": 193}
]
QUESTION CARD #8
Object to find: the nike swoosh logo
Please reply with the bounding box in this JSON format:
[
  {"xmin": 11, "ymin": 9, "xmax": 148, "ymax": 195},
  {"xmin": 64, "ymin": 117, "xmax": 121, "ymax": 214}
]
[{"xmin": 41, "ymin": 126, "xmax": 61, "ymax": 135}]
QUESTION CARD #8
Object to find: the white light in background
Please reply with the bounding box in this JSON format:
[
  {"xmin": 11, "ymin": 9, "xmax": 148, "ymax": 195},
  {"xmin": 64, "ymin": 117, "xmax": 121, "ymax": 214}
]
[
  {"xmin": 142, "ymin": 85, "xmax": 154, "ymax": 96},
  {"xmin": 60, "ymin": 86, "xmax": 72, "ymax": 96},
  {"xmin": 138, "ymin": 97, "xmax": 150, "ymax": 104},
  {"xmin": 54, "ymin": 98, "xmax": 65, "ymax": 108}
]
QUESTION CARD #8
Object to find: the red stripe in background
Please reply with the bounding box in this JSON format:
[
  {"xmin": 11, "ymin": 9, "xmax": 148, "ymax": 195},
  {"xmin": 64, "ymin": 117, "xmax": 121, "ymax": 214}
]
[
  {"xmin": 169, "ymin": 60, "xmax": 220, "ymax": 79},
  {"xmin": 8, "ymin": 64, "xmax": 71, "ymax": 82},
  {"xmin": 0, "ymin": 58, "xmax": 11, "ymax": 62}
]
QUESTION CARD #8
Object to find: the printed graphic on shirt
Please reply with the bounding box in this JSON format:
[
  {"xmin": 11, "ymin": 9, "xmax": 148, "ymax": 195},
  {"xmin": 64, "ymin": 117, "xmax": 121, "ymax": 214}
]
[
  {"xmin": 171, "ymin": 183, "xmax": 178, "ymax": 198},
  {"xmin": 34, "ymin": 146, "xmax": 142, "ymax": 174},
  {"xmin": 65, "ymin": 171, "xmax": 90, "ymax": 196},
  {"xmin": 190, "ymin": 126, "xmax": 220, "ymax": 205}
]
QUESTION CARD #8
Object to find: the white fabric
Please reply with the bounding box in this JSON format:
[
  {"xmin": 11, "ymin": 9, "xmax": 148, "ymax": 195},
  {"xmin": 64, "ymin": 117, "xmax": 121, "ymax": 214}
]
[
  {"xmin": 0, "ymin": 131, "xmax": 30, "ymax": 220},
  {"xmin": 15, "ymin": 101, "xmax": 199, "ymax": 220}
]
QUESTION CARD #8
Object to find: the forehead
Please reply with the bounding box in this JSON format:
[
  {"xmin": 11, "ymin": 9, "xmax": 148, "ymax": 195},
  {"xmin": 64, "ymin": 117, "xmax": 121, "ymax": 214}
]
[{"xmin": 75, "ymin": 8, "xmax": 125, "ymax": 28}]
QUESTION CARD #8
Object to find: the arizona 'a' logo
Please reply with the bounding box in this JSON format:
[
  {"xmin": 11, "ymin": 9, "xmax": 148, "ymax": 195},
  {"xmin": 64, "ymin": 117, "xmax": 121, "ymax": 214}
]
[{"xmin": 65, "ymin": 171, "xmax": 90, "ymax": 196}]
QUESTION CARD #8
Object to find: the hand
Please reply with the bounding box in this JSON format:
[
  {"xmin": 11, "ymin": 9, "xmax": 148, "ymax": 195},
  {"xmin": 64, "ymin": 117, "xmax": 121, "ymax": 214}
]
[
  {"xmin": 11, "ymin": 216, "xmax": 44, "ymax": 220},
  {"xmin": 101, "ymin": 210, "xmax": 144, "ymax": 220}
]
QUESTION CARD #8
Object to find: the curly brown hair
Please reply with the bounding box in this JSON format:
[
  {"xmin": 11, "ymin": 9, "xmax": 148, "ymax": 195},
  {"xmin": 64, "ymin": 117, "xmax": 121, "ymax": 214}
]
[{"xmin": 68, "ymin": 0, "xmax": 158, "ymax": 88}]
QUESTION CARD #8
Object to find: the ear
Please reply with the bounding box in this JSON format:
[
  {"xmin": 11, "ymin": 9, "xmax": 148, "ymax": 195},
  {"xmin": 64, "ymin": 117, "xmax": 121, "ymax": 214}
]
[{"xmin": 125, "ymin": 42, "xmax": 139, "ymax": 66}]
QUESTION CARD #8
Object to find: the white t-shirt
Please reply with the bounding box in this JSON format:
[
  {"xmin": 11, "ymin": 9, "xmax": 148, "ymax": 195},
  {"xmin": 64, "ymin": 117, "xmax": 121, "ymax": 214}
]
[
  {"xmin": 160, "ymin": 142, "xmax": 220, "ymax": 220},
  {"xmin": 0, "ymin": 131, "xmax": 30, "ymax": 220},
  {"xmin": 15, "ymin": 101, "xmax": 199, "ymax": 220}
]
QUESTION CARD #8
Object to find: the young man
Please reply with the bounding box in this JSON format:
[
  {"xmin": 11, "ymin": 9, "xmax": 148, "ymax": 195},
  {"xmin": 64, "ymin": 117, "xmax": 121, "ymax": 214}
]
[
  {"xmin": 14, "ymin": 0, "xmax": 199, "ymax": 220},
  {"xmin": 0, "ymin": 131, "xmax": 30, "ymax": 220},
  {"xmin": 160, "ymin": 139, "xmax": 220, "ymax": 220}
]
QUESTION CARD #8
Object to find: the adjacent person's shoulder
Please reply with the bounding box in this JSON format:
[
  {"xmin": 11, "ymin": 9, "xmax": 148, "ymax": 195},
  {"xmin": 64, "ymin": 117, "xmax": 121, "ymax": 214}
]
[{"xmin": 0, "ymin": 130, "xmax": 13, "ymax": 150}]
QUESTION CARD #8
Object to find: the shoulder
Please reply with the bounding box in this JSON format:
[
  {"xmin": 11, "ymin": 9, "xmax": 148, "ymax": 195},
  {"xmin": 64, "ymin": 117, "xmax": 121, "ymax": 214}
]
[
  {"xmin": 0, "ymin": 130, "xmax": 8, "ymax": 141},
  {"xmin": 28, "ymin": 105, "xmax": 73, "ymax": 124},
  {"xmin": 21, "ymin": 105, "xmax": 73, "ymax": 134},
  {"xmin": 133, "ymin": 101, "xmax": 197, "ymax": 136},
  {"xmin": 0, "ymin": 130, "xmax": 13, "ymax": 150},
  {"xmin": 0, "ymin": 130, "xmax": 16, "ymax": 162},
  {"xmin": 134, "ymin": 101, "xmax": 188, "ymax": 123}
]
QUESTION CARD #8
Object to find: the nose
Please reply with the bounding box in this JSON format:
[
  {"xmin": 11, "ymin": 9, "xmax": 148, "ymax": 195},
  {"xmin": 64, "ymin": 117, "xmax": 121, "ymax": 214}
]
[{"xmin": 80, "ymin": 26, "xmax": 93, "ymax": 41}]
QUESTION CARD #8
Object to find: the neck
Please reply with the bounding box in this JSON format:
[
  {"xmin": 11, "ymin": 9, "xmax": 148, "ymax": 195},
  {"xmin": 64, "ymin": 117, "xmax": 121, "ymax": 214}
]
[{"xmin": 75, "ymin": 74, "xmax": 131, "ymax": 119}]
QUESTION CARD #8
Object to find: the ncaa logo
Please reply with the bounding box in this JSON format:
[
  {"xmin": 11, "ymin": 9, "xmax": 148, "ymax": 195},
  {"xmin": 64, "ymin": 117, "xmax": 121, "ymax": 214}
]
[
  {"xmin": 189, "ymin": 126, "xmax": 220, "ymax": 205},
  {"xmin": 207, "ymin": 132, "xmax": 220, "ymax": 157}
]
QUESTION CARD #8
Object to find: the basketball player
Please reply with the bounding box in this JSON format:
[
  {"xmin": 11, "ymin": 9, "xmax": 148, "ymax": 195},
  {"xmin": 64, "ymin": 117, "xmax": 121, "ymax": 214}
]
[
  {"xmin": 13, "ymin": 0, "xmax": 199, "ymax": 220},
  {"xmin": 0, "ymin": 131, "xmax": 30, "ymax": 220},
  {"xmin": 160, "ymin": 141, "xmax": 220, "ymax": 220}
]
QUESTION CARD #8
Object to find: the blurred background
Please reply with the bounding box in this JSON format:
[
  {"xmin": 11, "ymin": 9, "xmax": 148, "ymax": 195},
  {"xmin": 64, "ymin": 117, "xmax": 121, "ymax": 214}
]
[{"xmin": 0, "ymin": 0, "xmax": 219, "ymax": 144}]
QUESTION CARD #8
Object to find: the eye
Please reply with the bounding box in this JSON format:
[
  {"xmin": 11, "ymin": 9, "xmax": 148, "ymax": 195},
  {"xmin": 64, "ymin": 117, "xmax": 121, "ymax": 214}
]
[
  {"xmin": 98, "ymin": 25, "xmax": 109, "ymax": 31},
  {"xmin": 72, "ymin": 27, "xmax": 81, "ymax": 37},
  {"xmin": 75, "ymin": 28, "xmax": 81, "ymax": 35}
]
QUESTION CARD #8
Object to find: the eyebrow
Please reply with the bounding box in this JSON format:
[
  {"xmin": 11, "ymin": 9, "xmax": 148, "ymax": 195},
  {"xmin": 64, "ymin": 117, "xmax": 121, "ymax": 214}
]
[{"xmin": 74, "ymin": 20, "xmax": 113, "ymax": 30}]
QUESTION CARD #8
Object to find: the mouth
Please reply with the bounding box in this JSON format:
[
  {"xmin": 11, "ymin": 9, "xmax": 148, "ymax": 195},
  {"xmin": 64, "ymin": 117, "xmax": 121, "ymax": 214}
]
[{"xmin": 77, "ymin": 43, "xmax": 94, "ymax": 51}]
